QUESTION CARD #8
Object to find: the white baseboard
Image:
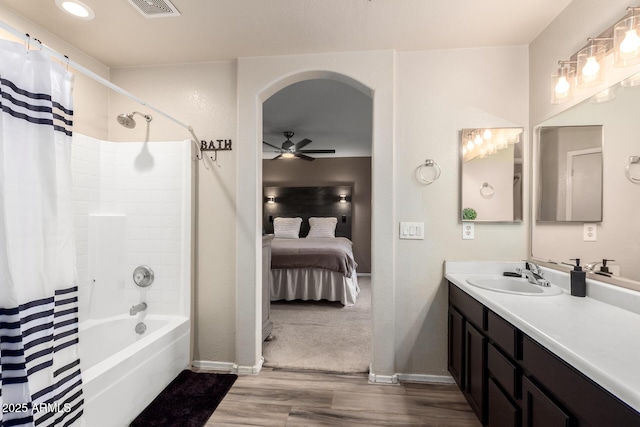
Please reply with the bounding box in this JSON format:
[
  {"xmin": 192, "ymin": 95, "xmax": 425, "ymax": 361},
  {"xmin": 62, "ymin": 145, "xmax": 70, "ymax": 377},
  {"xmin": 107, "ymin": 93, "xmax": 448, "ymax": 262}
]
[
  {"xmin": 192, "ymin": 357, "xmax": 264, "ymax": 375},
  {"xmin": 368, "ymin": 364, "xmax": 455, "ymax": 385},
  {"xmin": 396, "ymin": 373, "xmax": 456, "ymax": 384},
  {"xmin": 367, "ymin": 364, "xmax": 399, "ymax": 385}
]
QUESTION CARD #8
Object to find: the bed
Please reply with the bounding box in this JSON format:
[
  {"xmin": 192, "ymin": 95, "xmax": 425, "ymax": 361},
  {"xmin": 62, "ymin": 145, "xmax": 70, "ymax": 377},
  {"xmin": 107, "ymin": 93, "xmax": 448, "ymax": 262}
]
[
  {"xmin": 270, "ymin": 234, "xmax": 359, "ymax": 306},
  {"xmin": 263, "ymin": 186, "xmax": 360, "ymax": 306}
]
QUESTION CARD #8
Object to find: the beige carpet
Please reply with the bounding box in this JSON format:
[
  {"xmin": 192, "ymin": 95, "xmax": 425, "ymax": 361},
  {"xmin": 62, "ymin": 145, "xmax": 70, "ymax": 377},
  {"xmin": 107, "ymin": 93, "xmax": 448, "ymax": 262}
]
[{"xmin": 262, "ymin": 276, "xmax": 371, "ymax": 373}]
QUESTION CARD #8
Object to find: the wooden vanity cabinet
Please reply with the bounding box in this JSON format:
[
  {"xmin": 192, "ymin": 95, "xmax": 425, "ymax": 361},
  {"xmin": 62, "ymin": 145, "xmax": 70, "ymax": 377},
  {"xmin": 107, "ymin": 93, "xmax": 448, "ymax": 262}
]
[{"xmin": 448, "ymin": 282, "xmax": 640, "ymax": 427}]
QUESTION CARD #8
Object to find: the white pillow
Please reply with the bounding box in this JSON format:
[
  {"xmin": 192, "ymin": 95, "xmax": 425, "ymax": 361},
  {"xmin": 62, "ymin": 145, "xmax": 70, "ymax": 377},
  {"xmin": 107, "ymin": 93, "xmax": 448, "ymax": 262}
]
[
  {"xmin": 273, "ymin": 217, "xmax": 302, "ymax": 239},
  {"xmin": 307, "ymin": 217, "xmax": 337, "ymax": 238}
]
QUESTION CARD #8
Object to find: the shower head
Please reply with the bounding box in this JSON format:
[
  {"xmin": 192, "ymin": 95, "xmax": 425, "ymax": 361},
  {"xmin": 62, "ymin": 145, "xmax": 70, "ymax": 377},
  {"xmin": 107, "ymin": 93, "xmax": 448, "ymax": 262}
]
[{"xmin": 117, "ymin": 111, "xmax": 152, "ymax": 129}]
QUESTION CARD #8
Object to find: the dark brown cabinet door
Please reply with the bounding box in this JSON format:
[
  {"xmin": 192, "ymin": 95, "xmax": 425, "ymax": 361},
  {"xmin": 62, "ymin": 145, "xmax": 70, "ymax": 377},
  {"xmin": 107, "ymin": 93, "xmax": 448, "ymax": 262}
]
[
  {"xmin": 465, "ymin": 322, "xmax": 486, "ymax": 423},
  {"xmin": 522, "ymin": 376, "xmax": 571, "ymax": 427},
  {"xmin": 488, "ymin": 378, "xmax": 520, "ymax": 427},
  {"xmin": 448, "ymin": 306, "xmax": 465, "ymax": 388}
]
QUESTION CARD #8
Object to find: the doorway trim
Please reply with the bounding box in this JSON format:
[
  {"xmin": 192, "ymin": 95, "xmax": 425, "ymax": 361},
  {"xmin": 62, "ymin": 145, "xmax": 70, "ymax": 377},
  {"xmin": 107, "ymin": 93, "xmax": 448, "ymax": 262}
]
[{"xmin": 236, "ymin": 51, "xmax": 396, "ymax": 379}]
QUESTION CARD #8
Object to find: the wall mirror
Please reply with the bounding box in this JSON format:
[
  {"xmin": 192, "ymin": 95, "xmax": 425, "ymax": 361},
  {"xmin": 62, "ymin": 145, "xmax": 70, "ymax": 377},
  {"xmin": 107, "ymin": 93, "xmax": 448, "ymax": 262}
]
[
  {"xmin": 537, "ymin": 125, "xmax": 603, "ymax": 222},
  {"xmin": 532, "ymin": 79, "xmax": 640, "ymax": 286},
  {"xmin": 460, "ymin": 127, "xmax": 523, "ymax": 222}
]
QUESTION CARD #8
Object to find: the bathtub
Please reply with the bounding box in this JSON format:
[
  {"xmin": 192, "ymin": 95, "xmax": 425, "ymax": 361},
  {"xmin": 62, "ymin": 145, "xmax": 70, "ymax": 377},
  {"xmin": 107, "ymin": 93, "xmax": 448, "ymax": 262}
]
[{"xmin": 78, "ymin": 314, "xmax": 190, "ymax": 427}]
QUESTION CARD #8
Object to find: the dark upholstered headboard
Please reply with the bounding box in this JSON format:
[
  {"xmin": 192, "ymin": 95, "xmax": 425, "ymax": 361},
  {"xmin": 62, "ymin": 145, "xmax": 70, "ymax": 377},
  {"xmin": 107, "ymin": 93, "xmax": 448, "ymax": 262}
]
[{"xmin": 263, "ymin": 185, "xmax": 352, "ymax": 239}]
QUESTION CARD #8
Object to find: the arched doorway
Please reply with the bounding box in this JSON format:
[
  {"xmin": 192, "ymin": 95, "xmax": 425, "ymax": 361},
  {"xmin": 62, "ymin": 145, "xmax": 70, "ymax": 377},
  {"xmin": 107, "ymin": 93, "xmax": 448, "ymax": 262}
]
[{"xmin": 236, "ymin": 53, "xmax": 396, "ymax": 381}]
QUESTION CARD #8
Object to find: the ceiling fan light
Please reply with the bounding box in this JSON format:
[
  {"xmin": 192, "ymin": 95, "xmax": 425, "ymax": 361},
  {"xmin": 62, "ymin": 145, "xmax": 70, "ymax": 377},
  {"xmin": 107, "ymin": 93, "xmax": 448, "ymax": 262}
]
[{"xmin": 282, "ymin": 152, "xmax": 295, "ymax": 159}]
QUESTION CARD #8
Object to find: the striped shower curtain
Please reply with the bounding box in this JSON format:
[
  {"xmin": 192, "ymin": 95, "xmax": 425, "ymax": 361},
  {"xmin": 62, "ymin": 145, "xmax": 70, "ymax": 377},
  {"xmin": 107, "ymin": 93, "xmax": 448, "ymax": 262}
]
[{"xmin": 0, "ymin": 40, "xmax": 83, "ymax": 426}]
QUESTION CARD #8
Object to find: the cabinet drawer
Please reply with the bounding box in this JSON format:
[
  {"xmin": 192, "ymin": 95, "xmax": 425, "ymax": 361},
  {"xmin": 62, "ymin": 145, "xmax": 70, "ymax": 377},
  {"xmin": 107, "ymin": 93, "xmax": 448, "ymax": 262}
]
[
  {"xmin": 449, "ymin": 282, "xmax": 485, "ymax": 330},
  {"xmin": 488, "ymin": 343, "xmax": 519, "ymax": 399},
  {"xmin": 487, "ymin": 310, "xmax": 519, "ymax": 359}
]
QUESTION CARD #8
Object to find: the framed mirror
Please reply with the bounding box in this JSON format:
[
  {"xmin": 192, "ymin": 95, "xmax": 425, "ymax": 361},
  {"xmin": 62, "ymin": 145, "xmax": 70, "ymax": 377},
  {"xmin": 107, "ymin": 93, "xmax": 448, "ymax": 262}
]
[
  {"xmin": 537, "ymin": 125, "xmax": 603, "ymax": 222},
  {"xmin": 532, "ymin": 79, "xmax": 640, "ymax": 286},
  {"xmin": 460, "ymin": 127, "xmax": 523, "ymax": 222}
]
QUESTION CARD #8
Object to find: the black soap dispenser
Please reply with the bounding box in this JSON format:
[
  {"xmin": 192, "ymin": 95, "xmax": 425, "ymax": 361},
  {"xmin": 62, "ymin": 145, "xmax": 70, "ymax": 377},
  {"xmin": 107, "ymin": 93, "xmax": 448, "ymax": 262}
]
[{"xmin": 569, "ymin": 258, "xmax": 586, "ymax": 297}]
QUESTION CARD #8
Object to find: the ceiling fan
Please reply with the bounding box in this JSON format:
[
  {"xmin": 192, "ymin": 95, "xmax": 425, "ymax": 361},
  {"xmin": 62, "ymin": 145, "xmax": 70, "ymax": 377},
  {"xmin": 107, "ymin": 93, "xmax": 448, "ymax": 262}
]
[{"xmin": 263, "ymin": 131, "xmax": 336, "ymax": 161}]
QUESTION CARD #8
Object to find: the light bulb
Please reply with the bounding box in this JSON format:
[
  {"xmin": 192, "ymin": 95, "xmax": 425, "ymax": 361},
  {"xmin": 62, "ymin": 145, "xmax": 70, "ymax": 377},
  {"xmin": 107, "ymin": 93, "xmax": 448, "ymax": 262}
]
[
  {"xmin": 554, "ymin": 76, "xmax": 570, "ymax": 98},
  {"xmin": 581, "ymin": 56, "xmax": 600, "ymax": 82},
  {"xmin": 474, "ymin": 134, "xmax": 483, "ymax": 146},
  {"xmin": 483, "ymin": 129, "xmax": 492, "ymax": 140},
  {"xmin": 282, "ymin": 152, "xmax": 295, "ymax": 159},
  {"xmin": 466, "ymin": 140, "xmax": 474, "ymax": 151},
  {"xmin": 620, "ymin": 29, "xmax": 640, "ymax": 55}
]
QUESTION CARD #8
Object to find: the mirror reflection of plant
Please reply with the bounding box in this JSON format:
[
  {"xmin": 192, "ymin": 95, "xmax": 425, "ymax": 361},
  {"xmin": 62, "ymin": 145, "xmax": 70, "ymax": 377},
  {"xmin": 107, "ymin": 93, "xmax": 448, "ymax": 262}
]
[{"xmin": 463, "ymin": 207, "xmax": 477, "ymax": 220}]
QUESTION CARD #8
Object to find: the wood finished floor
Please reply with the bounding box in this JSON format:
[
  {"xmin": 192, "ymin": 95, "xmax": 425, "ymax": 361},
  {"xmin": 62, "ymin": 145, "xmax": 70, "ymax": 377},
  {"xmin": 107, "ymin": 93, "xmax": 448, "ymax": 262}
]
[{"xmin": 206, "ymin": 368, "xmax": 481, "ymax": 426}]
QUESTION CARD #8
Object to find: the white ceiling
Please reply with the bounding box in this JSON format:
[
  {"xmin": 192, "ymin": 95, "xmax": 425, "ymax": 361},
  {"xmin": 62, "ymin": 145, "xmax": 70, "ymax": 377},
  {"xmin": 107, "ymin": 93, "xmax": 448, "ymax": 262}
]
[
  {"xmin": 0, "ymin": 0, "xmax": 572, "ymax": 158},
  {"xmin": 0, "ymin": 0, "xmax": 572, "ymax": 67}
]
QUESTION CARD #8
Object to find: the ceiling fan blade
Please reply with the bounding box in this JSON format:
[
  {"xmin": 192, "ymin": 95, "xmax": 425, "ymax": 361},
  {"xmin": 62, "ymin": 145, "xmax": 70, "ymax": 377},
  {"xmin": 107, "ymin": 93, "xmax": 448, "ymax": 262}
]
[
  {"xmin": 295, "ymin": 153, "xmax": 315, "ymax": 161},
  {"xmin": 298, "ymin": 149, "xmax": 336, "ymax": 154},
  {"xmin": 294, "ymin": 138, "xmax": 312, "ymax": 150},
  {"xmin": 263, "ymin": 141, "xmax": 283, "ymax": 151},
  {"xmin": 271, "ymin": 154, "xmax": 284, "ymax": 160}
]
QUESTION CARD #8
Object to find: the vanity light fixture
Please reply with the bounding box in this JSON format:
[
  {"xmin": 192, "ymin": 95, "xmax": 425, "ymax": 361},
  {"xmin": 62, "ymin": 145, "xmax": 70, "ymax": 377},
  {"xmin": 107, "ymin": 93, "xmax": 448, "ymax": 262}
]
[
  {"xmin": 55, "ymin": 0, "xmax": 95, "ymax": 19},
  {"xmin": 621, "ymin": 71, "xmax": 640, "ymax": 86},
  {"xmin": 550, "ymin": 6, "xmax": 640, "ymax": 103},
  {"xmin": 614, "ymin": 7, "xmax": 640, "ymax": 67},
  {"xmin": 551, "ymin": 61, "xmax": 576, "ymax": 104},
  {"xmin": 577, "ymin": 40, "xmax": 608, "ymax": 88}
]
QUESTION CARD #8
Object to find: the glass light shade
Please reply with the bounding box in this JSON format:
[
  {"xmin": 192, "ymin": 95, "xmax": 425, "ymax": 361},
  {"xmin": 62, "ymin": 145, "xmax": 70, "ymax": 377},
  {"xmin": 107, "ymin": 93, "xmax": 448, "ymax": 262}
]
[
  {"xmin": 621, "ymin": 71, "xmax": 640, "ymax": 87},
  {"xmin": 589, "ymin": 87, "xmax": 616, "ymax": 104},
  {"xmin": 614, "ymin": 15, "xmax": 640, "ymax": 67},
  {"xmin": 551, "ymin": 66, "xmax": 575, "ymax": 104},
  {"xmin": 577, "ymin": 44, "xmax": 606, "ymax": 88}
]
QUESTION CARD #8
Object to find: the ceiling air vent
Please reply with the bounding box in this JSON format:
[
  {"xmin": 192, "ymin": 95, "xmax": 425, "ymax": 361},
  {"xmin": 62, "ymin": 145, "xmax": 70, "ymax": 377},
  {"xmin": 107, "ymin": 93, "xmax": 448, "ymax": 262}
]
[{"xmin": 127, "ymin": 0, "xmax": 181, "ymax": 18}]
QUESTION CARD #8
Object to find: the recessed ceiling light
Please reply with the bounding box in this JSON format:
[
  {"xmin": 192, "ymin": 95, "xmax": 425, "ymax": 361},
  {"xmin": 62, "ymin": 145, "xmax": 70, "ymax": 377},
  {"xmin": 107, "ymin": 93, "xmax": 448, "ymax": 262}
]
[{"xmin": 55, "ymin": 0, "xmax": 95, "ymax": 20}]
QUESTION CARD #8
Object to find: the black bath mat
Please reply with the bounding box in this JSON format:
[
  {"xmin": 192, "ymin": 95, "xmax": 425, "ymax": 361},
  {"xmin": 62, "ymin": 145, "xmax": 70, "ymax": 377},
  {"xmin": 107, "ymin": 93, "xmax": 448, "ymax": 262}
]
[{"xmin": 130, "ymin": 370, "xmax": 237, "ymax": 427}]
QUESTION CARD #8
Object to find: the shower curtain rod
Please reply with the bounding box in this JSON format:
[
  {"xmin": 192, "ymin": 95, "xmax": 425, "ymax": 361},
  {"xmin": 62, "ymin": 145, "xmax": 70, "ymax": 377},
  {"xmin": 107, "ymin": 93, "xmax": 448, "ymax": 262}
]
[{"xmin": 0, "ymin": 20, "xmax": 203, "ymax": 154}]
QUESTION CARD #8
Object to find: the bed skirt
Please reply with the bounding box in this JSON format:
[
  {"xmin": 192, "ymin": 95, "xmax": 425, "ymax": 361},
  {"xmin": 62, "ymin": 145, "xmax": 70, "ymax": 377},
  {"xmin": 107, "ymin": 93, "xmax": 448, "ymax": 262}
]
[{"xmin": 270, "ymin": 268, "xmax": 359, "ymax": 306}]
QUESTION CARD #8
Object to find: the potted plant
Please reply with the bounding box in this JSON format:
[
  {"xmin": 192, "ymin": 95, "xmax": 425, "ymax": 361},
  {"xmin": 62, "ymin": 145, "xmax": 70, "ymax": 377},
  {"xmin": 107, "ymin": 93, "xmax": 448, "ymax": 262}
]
[{"xmin": 462, "ymin": 207, "xmax": 477, "ymax": 221}]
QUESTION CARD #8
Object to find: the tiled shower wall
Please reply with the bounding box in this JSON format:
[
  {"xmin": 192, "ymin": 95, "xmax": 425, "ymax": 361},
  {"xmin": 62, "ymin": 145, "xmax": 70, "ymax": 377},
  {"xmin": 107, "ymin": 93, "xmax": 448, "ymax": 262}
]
[{"xmin": 71, "ymin": 134, "xmax": 190, "ymax": 322}]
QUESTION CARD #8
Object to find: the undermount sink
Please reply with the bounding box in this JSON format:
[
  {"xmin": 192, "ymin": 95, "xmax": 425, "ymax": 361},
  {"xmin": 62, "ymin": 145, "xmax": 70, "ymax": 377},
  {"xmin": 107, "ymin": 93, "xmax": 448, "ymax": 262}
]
[{"xmin": 466, "ymin": 276, "xmax": 563, "ymax": 296}]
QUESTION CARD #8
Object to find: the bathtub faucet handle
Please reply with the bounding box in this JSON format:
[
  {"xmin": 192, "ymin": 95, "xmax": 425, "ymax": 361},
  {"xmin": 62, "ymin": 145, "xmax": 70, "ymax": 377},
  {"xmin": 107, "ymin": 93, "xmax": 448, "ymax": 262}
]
[{"xmin": 130, "ymin": 302, "xmax": 148, "ymax": 316}]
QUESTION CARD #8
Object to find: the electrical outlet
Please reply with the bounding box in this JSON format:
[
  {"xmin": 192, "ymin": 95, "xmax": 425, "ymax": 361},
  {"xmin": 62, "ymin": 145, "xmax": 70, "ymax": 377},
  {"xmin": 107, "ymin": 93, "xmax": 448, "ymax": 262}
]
[
  {"xmin": 583, "ymin": 223, "xmax": 597, "ymax": 242},
  {"xmin": 462, "ymin": 222, "xmax": 475, "ymax": 240}
]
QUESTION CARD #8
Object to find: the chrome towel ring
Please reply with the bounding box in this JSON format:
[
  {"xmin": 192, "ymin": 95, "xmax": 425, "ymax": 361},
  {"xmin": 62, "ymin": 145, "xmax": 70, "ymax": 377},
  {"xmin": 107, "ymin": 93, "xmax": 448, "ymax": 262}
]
[
  {"xmin": 480, "ymin": 182, "xmax": 495, "ymax": 198},
  {"xmin": 626, "ymin": 156, "xmax": 640, "ymax": 183},
  {"xmin": 417, "ymin": 159, "xmax": 441, "ymax": 185}
]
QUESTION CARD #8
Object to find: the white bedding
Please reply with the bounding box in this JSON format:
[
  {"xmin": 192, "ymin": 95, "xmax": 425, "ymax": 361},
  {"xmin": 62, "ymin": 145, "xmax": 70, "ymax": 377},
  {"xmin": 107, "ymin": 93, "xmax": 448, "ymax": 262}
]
[{"xmin": 269, "ymin": 237, "xmax": 360, "ymax": 306}]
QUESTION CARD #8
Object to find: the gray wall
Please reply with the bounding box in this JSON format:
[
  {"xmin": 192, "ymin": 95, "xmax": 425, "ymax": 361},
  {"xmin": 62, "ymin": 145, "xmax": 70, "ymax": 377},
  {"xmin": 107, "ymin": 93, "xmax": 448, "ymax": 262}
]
[{"xmin": 263, "ymin": 157, "xmax": 372, "ymax": 273}]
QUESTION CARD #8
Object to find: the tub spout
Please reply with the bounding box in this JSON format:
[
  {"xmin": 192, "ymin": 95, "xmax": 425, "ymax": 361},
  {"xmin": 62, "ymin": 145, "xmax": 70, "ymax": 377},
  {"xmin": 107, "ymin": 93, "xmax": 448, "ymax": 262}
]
[{"xmin": 130, "ymin": 302, "xmax": 147, "ymax": 316}]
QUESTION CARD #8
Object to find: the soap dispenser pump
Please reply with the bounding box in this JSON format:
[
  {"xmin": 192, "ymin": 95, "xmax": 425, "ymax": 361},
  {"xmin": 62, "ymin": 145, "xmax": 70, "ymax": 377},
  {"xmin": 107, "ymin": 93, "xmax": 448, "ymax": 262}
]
[{"xmin": 569, "ymin": 258, "xmax": 586, "ymax": 297}]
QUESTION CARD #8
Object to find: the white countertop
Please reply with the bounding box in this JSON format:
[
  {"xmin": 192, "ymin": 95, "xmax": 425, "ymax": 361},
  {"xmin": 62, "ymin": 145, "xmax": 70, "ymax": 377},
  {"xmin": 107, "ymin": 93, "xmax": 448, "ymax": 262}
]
[{"xmin": 445, "ymin": 261, "xmax": 640, "ymax": 413}]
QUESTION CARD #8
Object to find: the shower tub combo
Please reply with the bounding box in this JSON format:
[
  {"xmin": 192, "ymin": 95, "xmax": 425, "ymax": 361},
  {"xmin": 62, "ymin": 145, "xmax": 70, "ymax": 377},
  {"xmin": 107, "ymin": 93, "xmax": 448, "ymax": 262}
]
[{"xmin": 72, "ymin": 135, "xmax": 192, "ymax": 426}]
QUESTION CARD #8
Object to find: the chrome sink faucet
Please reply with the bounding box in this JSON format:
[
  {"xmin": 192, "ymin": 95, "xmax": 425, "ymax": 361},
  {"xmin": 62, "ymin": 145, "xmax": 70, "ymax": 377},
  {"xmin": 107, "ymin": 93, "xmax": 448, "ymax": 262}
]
[
  {"xmin": 517, "ymin": 261, "xmax": 550, "ymax": 287},
  {"xmin": 130, "ymin": 302, "xmax": 147, "ymax": 315}
]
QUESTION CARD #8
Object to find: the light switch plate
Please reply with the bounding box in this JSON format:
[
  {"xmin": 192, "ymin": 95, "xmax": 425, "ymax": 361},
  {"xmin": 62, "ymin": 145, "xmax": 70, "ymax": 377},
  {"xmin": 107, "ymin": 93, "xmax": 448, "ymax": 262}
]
[
  {"xmin": 583, "ymin": 223, "xmax": 597, "ymax": 242},
  {"xmin": 399, "ymin": 222, "xmax": 424, "ymax": 240},
  {"xmin": 462, "ymin": 222, "xmax": 475, "ymax": 240}
]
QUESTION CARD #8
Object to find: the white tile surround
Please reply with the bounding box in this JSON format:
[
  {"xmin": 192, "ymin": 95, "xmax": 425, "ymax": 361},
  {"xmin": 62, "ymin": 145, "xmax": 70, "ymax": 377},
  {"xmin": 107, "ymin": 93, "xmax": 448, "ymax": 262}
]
[
  {"xmin": 445, "ymin": 261, "xmax": 640, "ymax": 412},
  {"xmin": 71, "ymin": 134, "xmax": 191, "ymax": 321}
]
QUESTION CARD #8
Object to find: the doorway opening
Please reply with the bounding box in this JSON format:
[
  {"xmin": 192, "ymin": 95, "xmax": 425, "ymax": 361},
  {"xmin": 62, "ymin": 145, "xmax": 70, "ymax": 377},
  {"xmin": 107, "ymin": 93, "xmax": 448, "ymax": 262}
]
[{"xmin": 260, "ymin": 77, "xmax": 373, "ymax": 373}]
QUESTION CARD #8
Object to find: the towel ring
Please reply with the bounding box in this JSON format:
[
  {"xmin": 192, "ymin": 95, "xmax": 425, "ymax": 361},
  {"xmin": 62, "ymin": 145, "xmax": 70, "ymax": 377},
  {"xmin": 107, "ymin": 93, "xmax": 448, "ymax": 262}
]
[
  {"xmin": 417, "ymin": 159, "xmax": 441, "ymax": 185},
  {"xmin": 626, "ymin": 156, "xmax": 640, "ymax": 183},
  {"xmin": 480, "ymin": 182, "xmax": 494, "ymax": 198}
]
